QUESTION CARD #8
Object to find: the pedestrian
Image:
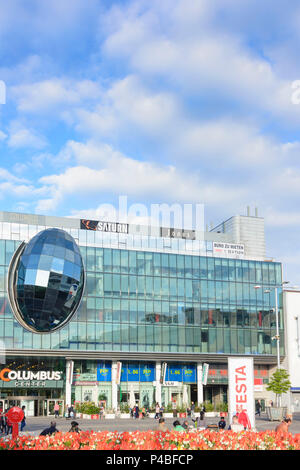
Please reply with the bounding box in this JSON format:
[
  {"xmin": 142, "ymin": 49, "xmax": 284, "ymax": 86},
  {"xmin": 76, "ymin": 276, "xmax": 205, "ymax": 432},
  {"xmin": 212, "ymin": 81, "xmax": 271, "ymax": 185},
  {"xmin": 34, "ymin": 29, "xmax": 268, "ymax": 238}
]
[
  {"xmin": 54, "ymin": 402, "xmax": 60, "ymax": 419},
  {"xmin": 0, "ymin": 413, "xmax": 5, "ymax": 434},
  {"xmin": 100, "ymin": 404, "xmax": 104, "ymax": 420},
  {"xmin": 159, "ymin": 404, "xmax": 164, "ymax": 418},
  {"xmin": 69, "ymin": 405, "xmax": 75, "ymax": 419},
  {"xmin": 20, "ymin": 406, "xmax": 26, "ymax": 432},
  {"xmin": 134, "ymin": 404, "xmax": 139, "ymax": 419},
  {"xmin": 192, "ymin": 411, "xmax": 206, "ymax": 430},
  {"xmin": 155, "ymin": 403, "xmax": 160, "ymax": 420},
  {"xmin": 40, "ymin": 421, "xmax": 59, "ymax": 436},
  {"xmin": 191, "ymin": 402, "xmax": 195, "ymax": 419},
  {"xmin": 275, "ymin": 417, "xmax": 292, "ymax": 434},
  {"xmin": 157, "ymin": 418, "xmax": 168, "ymax": 432},
  {"xmin": 5, "ymin": 410, "xmax": 12, "ymax": 436},
  {"xmin": 218, "ymin": 416, "xmax": 226, "ymax": 430},
  {"xmin": 172, "ymin": 400, "xmax": 177, "ymax": 418},
  {"xmin": 68, "ymin": 421, "xmax": 81, "ymax": 433},
  {"xmin": 255, "ymin": 400, "xmax": 262, "ymax": 417}
]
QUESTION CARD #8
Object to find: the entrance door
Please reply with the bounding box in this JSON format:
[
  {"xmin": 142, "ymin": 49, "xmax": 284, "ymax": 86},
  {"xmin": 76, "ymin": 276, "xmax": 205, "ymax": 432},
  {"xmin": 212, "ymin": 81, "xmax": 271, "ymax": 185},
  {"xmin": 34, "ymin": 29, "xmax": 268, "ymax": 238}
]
[{"xmin": 47, "ymin": 399, "xmax": 64, "ymax": 417}]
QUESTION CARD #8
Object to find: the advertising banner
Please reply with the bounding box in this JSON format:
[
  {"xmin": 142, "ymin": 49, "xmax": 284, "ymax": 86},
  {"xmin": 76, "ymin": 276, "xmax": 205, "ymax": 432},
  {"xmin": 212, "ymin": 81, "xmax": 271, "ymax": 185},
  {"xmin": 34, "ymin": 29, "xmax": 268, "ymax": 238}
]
[
  {"xmin": 116, "ymin": 361, "xmax": 122, "ymax": 385},
  {"xmin": 183, "ymin": 365, "xmax": 196, "ymax": 383},
  {"xmin": 97, "ymin": 363, "xmax": 112, "ymax": 382},
  {"xmin": 213, "ymin": 242, "xmax": 244, "ymax": 258},
  {"xmin": 228, "ymin": 357, "xmax": 255, "ymax": 429},
  {"xmin": 202, "ymin": 363, "xmax": 209, "ymax": 385},
  {"xmin": 80, "ymin": 219, "xmax": 128, "ymax": 234},
  {"xmin": 120, "ymin": 363, "xmax": 155, "ymax": 382}
]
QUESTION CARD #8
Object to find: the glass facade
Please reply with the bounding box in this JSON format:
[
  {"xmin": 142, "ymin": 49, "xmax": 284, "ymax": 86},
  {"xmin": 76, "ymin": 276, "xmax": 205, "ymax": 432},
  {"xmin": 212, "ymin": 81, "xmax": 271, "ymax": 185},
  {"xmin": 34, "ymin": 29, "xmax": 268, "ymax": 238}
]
[
  {"xmin": 9, "ymin": 229, "xmax": 84, "ymax": 333},
  {"xmin": 0, "ymin": 237, "xmax": 283, "ymax": 355}
]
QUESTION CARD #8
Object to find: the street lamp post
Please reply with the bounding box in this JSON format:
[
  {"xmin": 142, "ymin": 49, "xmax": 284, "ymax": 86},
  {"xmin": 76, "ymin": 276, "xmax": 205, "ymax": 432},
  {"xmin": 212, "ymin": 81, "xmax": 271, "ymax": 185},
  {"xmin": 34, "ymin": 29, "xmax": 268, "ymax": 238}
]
[{"xmin": 254, "ymin": 282, "xmax": 289, "ymax": 407}]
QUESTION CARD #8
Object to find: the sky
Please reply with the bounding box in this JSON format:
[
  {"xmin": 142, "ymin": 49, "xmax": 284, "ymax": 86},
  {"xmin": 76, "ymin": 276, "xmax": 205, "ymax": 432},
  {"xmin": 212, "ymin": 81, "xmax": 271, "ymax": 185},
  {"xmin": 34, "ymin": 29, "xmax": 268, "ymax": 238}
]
[{"xmin": 1, "ymin": 0, "xmax": 300, "ymax": 284}]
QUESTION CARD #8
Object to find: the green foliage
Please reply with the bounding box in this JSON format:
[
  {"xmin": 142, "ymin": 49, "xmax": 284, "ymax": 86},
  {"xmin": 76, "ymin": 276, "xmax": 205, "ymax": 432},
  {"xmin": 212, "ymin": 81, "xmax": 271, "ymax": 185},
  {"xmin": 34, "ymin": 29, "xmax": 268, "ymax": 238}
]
[
  {"xmin": 201, "ymin": 401, "xmax": 214, "ymax": 412},
  {"xmin": 120, "ymin": 403, "xmax": 130, "ymax": 413},
  {"xmin": 98, "ymin": 393, "xmax": 107, "ymax": 402},
  {"xmin": 266, "ymin": 368, "xmax": 291, "ymax": 396},
  {"xmin": 75, "ymin": 401, "xmax": 100, "ymax": 415},
  {"xmin": 215, "ymin": 402, "xmax": 228, "ymax": 412}
]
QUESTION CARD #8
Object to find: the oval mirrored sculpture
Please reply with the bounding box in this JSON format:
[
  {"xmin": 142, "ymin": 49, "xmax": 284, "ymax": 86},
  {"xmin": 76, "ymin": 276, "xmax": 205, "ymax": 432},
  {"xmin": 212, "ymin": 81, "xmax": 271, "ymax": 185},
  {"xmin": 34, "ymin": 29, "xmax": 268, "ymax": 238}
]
[{"xmin": 8, "ymin": 228, "xmax": 85, "ymax": 333}]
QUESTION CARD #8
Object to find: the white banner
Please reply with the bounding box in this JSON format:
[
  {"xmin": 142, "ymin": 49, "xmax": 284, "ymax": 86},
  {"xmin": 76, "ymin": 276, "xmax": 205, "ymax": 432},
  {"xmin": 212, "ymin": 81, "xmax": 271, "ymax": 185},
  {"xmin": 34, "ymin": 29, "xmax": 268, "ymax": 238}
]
[
  {"xmin": 228, "ymin": 357, "xmax": 255, "ymax": 429},
  {"xmin": 202, "ymin": 363, "xmax": 209, "ymax": 385},
  {"xmin": 116, "ymin": 361, "xmax": 122, "ymax": 385},
  {"xmin": 213, "ymin": 242, "xmax": 244, "ymax": 258}
]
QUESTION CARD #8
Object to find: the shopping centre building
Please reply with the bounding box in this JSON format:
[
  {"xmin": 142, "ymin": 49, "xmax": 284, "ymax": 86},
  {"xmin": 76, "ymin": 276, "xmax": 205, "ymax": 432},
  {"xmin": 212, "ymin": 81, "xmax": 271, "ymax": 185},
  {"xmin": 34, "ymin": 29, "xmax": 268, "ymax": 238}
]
[{"xmin": 0, "ymin": 209, "xmax": 284, "ymax": 416}]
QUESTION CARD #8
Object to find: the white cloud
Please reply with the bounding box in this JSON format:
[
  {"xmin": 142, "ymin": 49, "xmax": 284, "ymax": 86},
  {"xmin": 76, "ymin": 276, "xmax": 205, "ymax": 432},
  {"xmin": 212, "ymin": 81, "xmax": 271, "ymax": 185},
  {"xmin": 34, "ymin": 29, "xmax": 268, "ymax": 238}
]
[
  {"xmin": 12, "ymin": 78, "xmax": 102, "ymax": 113},
  {"xmin": 35, "ymin": 139, "xmax": 246, "ymax": 212},
  {"xmin": 7, "ymin": 127, "xmax": 47, "ymax": 149}
]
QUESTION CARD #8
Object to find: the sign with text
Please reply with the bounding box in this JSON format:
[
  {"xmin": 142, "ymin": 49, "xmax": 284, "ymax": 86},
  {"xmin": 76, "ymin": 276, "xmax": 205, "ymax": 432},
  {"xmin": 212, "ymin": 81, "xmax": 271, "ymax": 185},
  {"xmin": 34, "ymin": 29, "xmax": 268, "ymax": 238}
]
[
  {"xmin": 81, "ymin": 219, "xmax": 128, "ymax": 234},
  {"xmin": 160, "ymin": 227, "xmax": 196, "ymax": 240},
  {"xmin": 228, "ymin": 357, "xmax": 255, "ymax": 429},
  {"xmin": 213, "ymin": 242, "xmax": 244, "ymax": 258}
]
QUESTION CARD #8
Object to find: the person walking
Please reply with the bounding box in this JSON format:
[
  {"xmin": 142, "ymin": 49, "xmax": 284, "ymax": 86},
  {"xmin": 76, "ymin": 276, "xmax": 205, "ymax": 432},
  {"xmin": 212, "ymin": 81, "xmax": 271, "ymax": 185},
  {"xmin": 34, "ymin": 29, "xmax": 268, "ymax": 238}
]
[
  {"xmin": 155, "ymin": 403, "xmax": 160, "ymax": 420},
  {"xmin": 5, "ymin": 410, "xmax": 12, "ymax": 436},
  {"xmin": 255, "ymin": 400, "xmax": 262, "ymax": 417},
  {"xmin": 54, "ymin": 402, "xmax": 60, "ymax": 419},
  {"xmin": 172, "ymin": 400, "xmax": 177, "ymax": 418},
  {"xmin": 20, "ymin": 406, "xmax": 26, "ymax": 432},
  {"xmin": 191, "ymin": 402, "xmax": 195, "ymax": 419}
]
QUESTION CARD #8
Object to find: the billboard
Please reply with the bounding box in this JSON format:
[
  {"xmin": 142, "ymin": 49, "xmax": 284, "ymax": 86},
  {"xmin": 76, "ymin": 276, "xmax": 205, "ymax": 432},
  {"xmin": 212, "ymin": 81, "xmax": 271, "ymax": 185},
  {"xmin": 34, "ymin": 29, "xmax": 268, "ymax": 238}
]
[
  {"xmin": 213, "ymin": 242, "xmax": 244, "ymax": 258},
  {"xmin": 80, "ymin": 219, "xmax": 128, "ymax": 234},
  {"xmin": 228, "ymin": 357, "xmax": 255, "ymax": 429}
]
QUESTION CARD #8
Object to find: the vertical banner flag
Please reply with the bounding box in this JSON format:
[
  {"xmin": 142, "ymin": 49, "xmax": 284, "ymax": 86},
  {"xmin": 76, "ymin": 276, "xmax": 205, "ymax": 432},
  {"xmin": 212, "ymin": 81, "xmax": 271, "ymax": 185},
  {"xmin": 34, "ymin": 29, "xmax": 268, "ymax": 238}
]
[
  {"xmin": 67, "ymin": 360, "xmax": 74, "ymax": 385},
  {"xmin": 228, "ymin": 357, "xmax": 255, "ymax": 429},
  {"xmin": 116, "ymin": 361, "xmax": 122, "ymax": 385},
  {"xmin": 202, "ymin": 363, "xmax": 209, "ymax": 385},
  {"xmin": 160, "ymin": 362, "xmax": 167, "ymax": 384}
]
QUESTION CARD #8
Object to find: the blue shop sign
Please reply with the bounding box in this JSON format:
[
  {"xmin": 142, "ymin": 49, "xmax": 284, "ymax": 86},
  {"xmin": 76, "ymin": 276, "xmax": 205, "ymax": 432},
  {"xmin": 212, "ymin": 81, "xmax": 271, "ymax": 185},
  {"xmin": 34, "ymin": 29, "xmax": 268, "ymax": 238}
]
[
  {"xmin": 120, "ymin": 363, "xmax": 155, "ymax": 382},
  {"xmin": 183, "ymin": 365, "xmax": 196, "ymax": 383},
  {"xmin": 97, "ymin": 363, "xmax": 112, "ymax": 382},
  {"xmin": 166, "ymin": 364, "xmax": 197, "ymax": 383},
  {"xmin": 127, "ymin": 364, "xmax": 140, "ymax": 382},
  {"xmin": 140, "ymin": 364, "xmax": 155, "ymax": 382},
  {"xmin": 166, "ymin": 364, "xmax": 183, "ymax": 382}
]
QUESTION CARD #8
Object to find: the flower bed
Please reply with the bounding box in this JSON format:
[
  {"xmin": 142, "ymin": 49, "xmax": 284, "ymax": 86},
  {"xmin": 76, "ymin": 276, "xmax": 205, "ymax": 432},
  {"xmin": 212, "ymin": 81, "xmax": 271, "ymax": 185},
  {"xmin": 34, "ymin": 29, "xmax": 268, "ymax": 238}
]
[{"xmin": 1, "ymin": 430, "xmax": 300, "ymax": 451}]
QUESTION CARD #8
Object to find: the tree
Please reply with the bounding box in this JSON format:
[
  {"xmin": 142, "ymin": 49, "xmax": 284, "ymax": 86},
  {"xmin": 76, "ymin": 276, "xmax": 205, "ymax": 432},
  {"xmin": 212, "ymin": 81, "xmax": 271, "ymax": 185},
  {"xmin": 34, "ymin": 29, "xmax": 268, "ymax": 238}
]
[{"xmin": 266, "ymin": 368, "xmax": 291, "ymax": 406}]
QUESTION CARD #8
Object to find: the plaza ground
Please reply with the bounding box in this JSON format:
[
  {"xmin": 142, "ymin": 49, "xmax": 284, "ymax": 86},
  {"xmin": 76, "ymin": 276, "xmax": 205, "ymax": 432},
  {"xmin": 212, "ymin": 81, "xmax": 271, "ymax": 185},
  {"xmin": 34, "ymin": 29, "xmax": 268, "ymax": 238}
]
[{"xmin": 2, "ymin": 412, "xmax": 300, "ymax": 437}]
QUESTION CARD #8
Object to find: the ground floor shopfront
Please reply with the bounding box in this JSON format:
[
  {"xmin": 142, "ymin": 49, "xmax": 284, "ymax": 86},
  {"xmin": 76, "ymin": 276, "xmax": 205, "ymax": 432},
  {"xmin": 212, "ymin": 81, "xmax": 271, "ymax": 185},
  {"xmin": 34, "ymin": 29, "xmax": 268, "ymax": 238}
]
[{"xmin": 0, "ymin": 356, "xmax": 274, "ymax": 415}]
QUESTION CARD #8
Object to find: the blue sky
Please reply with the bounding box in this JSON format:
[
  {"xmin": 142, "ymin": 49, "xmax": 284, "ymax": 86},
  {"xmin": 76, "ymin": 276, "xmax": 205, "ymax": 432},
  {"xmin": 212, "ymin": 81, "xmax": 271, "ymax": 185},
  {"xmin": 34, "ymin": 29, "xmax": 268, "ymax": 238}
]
[{"xmin": 1, "ymin": 0, "xmax": 300, "ymax": 284}]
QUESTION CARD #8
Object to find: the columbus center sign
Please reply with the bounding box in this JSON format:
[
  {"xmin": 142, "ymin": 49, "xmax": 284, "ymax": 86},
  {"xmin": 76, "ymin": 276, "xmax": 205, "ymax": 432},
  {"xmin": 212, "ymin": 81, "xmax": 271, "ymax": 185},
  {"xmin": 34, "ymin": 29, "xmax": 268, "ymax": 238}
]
[
  {"xmin": 0, "ymin": 368, "xmax": 63, "ymax": 388},
  {"xmin": 228, "ymin": 357, "xmax": 255, "ymax": 429}
]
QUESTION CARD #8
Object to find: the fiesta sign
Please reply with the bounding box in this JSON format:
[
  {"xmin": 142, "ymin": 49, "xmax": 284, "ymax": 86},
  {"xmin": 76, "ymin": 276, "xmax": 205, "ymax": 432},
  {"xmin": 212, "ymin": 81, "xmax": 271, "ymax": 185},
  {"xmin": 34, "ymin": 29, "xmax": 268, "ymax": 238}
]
[
  {"xmin": 228, "ymin": 357, "xmax": 255, "ymax": 429},
  {"xmin": 0, "ymin": 368, "xmax": 63, "ymax": 382}
]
